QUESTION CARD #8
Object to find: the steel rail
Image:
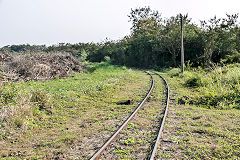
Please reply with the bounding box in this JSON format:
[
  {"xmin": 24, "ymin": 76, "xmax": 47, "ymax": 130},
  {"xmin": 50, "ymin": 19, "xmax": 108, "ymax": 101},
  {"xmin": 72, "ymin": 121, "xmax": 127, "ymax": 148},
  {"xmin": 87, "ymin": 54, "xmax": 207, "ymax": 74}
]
[
  {"xmin": 90, "ymin": 72, "xmax": 155, "ymax": 160},
  {"xmin": 149, "ymin": 73, "xmax": 170, "ymax": 160}
]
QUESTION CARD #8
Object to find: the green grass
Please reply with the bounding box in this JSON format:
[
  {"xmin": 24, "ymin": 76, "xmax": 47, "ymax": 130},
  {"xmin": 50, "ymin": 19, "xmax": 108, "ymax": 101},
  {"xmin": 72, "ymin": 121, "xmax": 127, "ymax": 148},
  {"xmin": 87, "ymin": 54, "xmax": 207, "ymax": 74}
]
[
  {"xmin": 161, "ymin": 64, "xmax": 240, "ymax": 109},
  {"xmin": 175, "ymin": 106, "xmax": 240, "ymax": 159},
  {"xmin": 2, "ymin": 62, "xmax": 239, "ymax": 159},
  {"xmin": 0, "ymin": 63, "xmax": 150, "ymax": 159},
  {"xmin": 156, "ymin": 64, "xmax": 240, "ymax": 159}
]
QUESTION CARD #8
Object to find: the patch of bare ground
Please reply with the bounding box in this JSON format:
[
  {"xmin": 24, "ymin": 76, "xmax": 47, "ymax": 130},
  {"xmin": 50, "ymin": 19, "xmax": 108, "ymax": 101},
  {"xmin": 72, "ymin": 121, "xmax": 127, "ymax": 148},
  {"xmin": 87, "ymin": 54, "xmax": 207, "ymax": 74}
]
[{"xmin": 97, "ymin": 75, "xmax": 166, "ymax": 159}]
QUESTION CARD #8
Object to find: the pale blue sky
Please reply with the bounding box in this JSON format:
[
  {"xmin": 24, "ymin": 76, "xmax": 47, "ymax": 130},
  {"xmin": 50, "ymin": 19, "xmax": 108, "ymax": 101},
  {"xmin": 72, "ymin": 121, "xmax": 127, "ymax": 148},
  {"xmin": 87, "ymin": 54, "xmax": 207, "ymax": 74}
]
[{"xmin": 0, "ymin": 0, "xmax": 239, "ymax": 47}]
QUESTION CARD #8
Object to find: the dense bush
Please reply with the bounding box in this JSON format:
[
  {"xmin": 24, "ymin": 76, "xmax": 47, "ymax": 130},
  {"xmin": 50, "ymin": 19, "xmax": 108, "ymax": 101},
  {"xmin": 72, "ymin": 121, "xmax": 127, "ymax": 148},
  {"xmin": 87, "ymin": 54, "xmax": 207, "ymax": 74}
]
[{"xmin": 221, "ymin": 50, "xmax": 240, "ymax": 64}]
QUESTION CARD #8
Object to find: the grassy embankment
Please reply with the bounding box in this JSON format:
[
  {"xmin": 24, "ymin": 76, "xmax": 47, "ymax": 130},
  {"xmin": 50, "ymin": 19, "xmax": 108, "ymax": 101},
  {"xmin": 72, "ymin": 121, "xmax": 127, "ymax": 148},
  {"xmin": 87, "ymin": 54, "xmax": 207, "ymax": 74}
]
[
  {"xmin": 157, "ymin": 63, "xmax": 240, "ymax": 159},
  {"xmin": 0, "ymin": 63, "xmax": 150, "ymax": 159},
  {"xmin": 1, "ymin": 62, "xmax": 240, "ymax": 159}
]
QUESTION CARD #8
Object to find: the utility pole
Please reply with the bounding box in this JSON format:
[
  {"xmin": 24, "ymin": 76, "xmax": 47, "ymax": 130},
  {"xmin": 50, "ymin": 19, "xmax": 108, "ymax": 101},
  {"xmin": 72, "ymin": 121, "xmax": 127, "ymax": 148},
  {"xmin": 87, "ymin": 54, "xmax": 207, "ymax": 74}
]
[{"xmin": 180, "ymin": 14, "xmax": 184, "ymax": 73}]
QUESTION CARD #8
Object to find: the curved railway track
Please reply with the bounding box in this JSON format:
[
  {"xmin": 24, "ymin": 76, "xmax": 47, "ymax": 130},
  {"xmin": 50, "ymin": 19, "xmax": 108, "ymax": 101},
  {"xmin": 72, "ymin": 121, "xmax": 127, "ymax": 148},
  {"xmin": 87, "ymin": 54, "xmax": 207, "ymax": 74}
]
[
  {"xmin": 90, "ymin": 72, "xmax": 170, "ymax": 160},
  {"xmin": 149, "ymin": 72, "xmax": 170, "ymax": 160}
]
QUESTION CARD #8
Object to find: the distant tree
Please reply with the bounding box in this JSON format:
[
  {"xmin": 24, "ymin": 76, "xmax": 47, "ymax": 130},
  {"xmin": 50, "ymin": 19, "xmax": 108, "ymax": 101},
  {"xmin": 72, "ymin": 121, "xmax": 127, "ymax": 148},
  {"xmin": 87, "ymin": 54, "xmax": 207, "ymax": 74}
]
[
  {"xmin": 160, "ymin": 15, "xmax": 182, "ymax": 66},
  {"xmin": 198, "ymin": 14, "xmax": 239, "ymax": 66}
]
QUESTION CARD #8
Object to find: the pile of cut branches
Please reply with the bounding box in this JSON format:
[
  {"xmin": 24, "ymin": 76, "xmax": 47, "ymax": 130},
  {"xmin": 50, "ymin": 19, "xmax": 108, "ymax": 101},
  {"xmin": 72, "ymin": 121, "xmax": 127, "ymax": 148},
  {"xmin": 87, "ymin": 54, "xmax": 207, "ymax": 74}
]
[{"xmin": 0, "ymin": 52, "xmax": 84, "ymax": 82}]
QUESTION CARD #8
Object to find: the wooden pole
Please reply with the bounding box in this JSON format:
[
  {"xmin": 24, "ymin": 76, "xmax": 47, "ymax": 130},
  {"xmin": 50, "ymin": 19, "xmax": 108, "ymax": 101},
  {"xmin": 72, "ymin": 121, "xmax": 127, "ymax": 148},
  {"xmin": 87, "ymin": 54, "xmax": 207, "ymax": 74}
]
[{"xmin": 180, "ymin": 14, "xmax": 184, "ymax": 73}]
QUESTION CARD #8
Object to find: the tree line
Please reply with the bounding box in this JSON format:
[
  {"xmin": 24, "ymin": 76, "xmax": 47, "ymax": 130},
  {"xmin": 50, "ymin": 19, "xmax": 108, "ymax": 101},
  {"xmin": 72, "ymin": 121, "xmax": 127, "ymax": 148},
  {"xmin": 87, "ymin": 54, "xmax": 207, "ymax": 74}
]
[{"xmin": 1, "ymin": 7, "xmax": 240, "ymax": 69}]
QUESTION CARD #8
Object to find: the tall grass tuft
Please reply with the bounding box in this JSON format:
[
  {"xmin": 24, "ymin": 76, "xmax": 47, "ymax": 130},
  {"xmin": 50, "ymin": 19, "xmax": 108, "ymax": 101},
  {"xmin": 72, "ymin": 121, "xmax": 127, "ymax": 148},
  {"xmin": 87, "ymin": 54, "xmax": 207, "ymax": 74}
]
[{"xmin": 182, "ymin": 64, "xmax": 240, "ymax": 109}]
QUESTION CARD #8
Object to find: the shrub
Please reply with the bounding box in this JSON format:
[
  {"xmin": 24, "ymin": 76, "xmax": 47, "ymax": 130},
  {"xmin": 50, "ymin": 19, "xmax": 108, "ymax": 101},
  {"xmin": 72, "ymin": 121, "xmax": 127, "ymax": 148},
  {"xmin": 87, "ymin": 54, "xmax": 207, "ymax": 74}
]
[
  {"xmin": 185, "ymin": 75, "xmax": 208, "ymax": 87},
  {"xmin": 0, "ymin": 83, "xmax": 17, "ymax": 105},
  {"xmin": 14, "ymin": 117, "xmax": 24, "ymax": 128},
  {"xmin": 30, "ymin": 89, "xmax": 54, "ymax": 113},
  {"xmin": 186, "ymin": 77, "xmax": 202, "ymax": 87},
  {"xmin": 186, "ymin": 65, "xmax": 240, "ymax": 109},
  {"xmin": 221, "ymin": 50, "xmax": 240, "ymax": 64}
]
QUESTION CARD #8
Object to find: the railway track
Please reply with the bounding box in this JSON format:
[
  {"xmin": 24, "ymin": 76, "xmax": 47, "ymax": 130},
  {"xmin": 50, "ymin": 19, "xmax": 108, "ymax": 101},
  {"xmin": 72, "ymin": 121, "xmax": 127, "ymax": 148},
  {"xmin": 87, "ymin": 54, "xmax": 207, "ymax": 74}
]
[{"xmin": 90, "ymin": 72, "xmax": 170, "ymax": 160}]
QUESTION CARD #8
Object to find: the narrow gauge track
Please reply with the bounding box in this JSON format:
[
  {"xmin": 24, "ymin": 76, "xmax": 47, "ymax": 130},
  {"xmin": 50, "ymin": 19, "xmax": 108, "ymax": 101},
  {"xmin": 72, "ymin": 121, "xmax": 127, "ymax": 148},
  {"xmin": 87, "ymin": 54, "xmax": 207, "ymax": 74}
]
[
  {"xmin": 149, "ymin": 72, "xmax": 170, "ymax": 160},
  {"xmin": 90, "ymin": 72, "xmax": 170, "ymax": 160}
]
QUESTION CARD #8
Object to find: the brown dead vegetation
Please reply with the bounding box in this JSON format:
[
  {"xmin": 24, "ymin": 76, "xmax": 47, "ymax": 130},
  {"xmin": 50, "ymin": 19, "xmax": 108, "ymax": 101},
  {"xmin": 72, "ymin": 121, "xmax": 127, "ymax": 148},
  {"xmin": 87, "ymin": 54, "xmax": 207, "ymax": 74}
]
[{"xmin": 0, "ymin": 52, "xmax": 84, "ymax": 82}]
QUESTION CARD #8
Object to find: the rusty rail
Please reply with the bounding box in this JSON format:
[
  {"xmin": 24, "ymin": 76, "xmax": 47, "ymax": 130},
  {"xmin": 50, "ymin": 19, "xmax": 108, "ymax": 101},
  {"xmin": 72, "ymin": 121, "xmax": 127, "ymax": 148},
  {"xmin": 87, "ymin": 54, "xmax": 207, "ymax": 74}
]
[
  {"xmin": 90, "ymin": 72, "xmax": 155, "ymax": 160},
  {"xmin": 149, "ymin": 72, "xmax": 170, "ymax": 160}
]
